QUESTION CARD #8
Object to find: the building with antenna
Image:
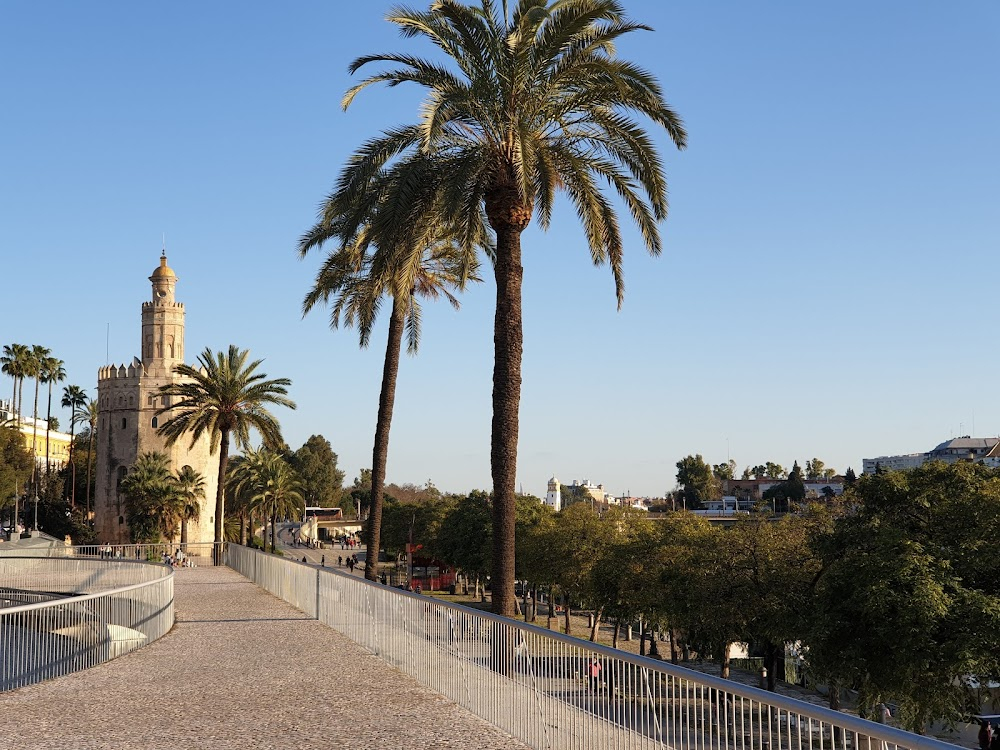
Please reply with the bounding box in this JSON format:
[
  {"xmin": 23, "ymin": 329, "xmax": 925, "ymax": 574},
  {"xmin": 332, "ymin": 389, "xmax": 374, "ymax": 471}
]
[
  {"xmin": 93, "ymin": 255, "xmax": 219, "ymax": 544},
  {"xmin": 862, "ymin": 436, "xmax": 1000, "ymax": 474}
]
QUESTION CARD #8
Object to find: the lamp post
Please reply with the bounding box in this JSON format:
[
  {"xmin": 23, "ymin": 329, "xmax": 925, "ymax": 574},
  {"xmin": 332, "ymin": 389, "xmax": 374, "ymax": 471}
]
[{"xmin": 33, "ymin": 494, "xmax": 40, "ymax": 532}]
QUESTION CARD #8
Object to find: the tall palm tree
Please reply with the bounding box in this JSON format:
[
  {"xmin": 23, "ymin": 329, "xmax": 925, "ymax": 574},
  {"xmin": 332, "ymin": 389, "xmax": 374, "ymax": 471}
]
[
  {"xmin": 155, "ymin": 346, "xmax": 296, "ymax": 557},
  {"xmin": 174, "ymin": 464, "xmax": 205, "ymax": 547},
  {"xmin": 341, "ymin": 0, "xmax": 686, "ymax": 614},
  {"xmin": 301, "ymin": 197, "xmax": 482, "ymax": 581},
  {"xmin": 1, "ymin": 343, "xmax": 30, "ymax": 421},
  {"xmin": 119, "ymin": 451, "xmax": 184, "ymax": 543},
  {"xmin": 78, "ymin": 398, "xmax": 98, "ymax": 519},
  {"xmin": 61, "ymin": 385, "xmax": 88, "ymax": 507},
  {"xmin": 41, "ymin": 356, "xmax": 65, "ymax": 477},
  {"xmin": 26, "ymin": 345, "xmax": 50, "ymax": 492}
]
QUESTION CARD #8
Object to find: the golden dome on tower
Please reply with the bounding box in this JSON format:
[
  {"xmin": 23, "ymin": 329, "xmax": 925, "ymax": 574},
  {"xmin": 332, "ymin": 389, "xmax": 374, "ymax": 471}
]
[{"xmin": 150, "ymin": 254, "xmax": 177, "ymax": 280}]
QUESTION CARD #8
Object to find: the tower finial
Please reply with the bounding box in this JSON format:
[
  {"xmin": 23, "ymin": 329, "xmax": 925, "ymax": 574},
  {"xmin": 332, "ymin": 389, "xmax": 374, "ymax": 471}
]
[{"xmin": 162, "ymin": 232, "xmax": 166, "ymax": 259}]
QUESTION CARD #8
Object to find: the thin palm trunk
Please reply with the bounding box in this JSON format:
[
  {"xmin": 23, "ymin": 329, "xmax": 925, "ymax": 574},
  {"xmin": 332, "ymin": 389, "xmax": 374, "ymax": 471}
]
[
  {"xmin": 84, "ymin": 433, "xmax": 94, "ymax": 518},
  {"xmin": 44, "ymin": 382, "xmax": 53, "ymax": 477},
  {"xmin": 31, "ymin": 376, "xmax": 40, "ymax": 492},
  {"xmin": 489, "ymin": 212, "xmax": 525, "ymax": 617},
  {"xmin": 214, "ymin": 430, "xmax": 230, "ymax": 560},
  {"xmin": 270, "ymin": 508, "xmax": 277, "ymax": 553},
  {"xmin": 67, "ymin": 421, "xmax": 76, "ymax": 507},
  {"xmin": 365, "ymin": 297, "xmax": 405, "ymax": 582}
]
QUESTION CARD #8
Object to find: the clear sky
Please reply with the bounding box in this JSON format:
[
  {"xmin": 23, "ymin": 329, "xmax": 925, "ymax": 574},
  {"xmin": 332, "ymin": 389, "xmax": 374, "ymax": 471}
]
[{"xmin": 2, "ymin": 2, "xmax": 997, "ymax": 498}]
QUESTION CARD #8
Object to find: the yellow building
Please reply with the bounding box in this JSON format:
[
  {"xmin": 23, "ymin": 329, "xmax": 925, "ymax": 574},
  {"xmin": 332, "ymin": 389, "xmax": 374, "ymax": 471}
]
[{"xmin": 0, "ymin": 401, "xmax": 73, "ymax": 472}]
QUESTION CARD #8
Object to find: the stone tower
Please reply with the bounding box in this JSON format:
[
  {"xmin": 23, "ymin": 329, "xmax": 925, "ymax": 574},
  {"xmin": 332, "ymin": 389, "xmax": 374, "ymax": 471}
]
[
  {"xmin": 93, "ymin": 255, "xmax": 220, "ymax": 544},
  {"xmin": 545, "ymin": 476, "xmax": 562, "ymax": 511}
]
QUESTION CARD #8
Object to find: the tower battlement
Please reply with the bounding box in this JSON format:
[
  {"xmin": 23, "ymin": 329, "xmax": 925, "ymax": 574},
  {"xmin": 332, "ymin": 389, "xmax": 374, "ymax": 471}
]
[
  {"xmin": 98, "ymin": 357, "xmax": 147, "ymax": 382},
  {"xmin": 141, "ymin": 300, "xmax": 184, "ymax": 311}
]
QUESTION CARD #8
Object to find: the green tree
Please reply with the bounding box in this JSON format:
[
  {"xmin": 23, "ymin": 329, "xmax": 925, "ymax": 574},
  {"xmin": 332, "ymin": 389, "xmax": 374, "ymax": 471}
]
[
  {"xmin": 764, "ymin": 461, "xmax": 786, "ymax": 479},
  {"xmin": 0, "ymin": 424, "xmax": 33, "ymax": 530},
  {"xmin": 174, "ymin": 464, "xmax": 205, "ymax": 547},
  {"xmin": 675, "ymin": 454, "xmax": 719, "ymax": 508},
  {"xmin": 342, "ymin": 0, "xmax": 686, "ymax": 615},
  {"xmin": 40, "ymin": 356, "xmax": 65, "ymax": 477},
  {"xmin": 60, "ymin": 385, "xmax": 88, "ymax": 508},
  {"xmin": 713, "ymin": 459, "xmax": 737, "ymax": 481},
  {"xmin": 119, "ymin": 452, "xmax": 184, "ymax": 543},
  {"xmin": 808, "ymin": 462, "xmax": 1000, "ymax": 730},
  {"xmin": 156, "ymin": 346, "xmax": 296, "ymax": 554},
  {"xmin": 77, "ymin": 399, "xmax": 98, "ymax": 518},
  {"xmin": 301, "ymin": 211, "xmax": 480, "ymax": 582},
  {"xmin": 249, "ymin": 452, "xmax": 304, "ymax": 554},
  {"xmin": 291, "ymin": 435, "xmax": 345, "ymax": 508}
]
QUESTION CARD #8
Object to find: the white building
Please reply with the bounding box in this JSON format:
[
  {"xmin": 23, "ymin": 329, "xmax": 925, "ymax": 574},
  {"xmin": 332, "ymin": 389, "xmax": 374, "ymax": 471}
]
[
  {"xmin": 863, "ymin": 437, "xmax": 1000, "ymax": 474},
  {"xmin": 544, "ymin": 476, "xmax": 561, "ymax": 511}
]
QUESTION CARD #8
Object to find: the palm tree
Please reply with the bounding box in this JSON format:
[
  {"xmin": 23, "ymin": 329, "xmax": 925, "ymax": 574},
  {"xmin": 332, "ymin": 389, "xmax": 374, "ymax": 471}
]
[
  {"xmin": 341, "ymin": 0, "xmax": 686, "ymax": 614},
  {"xmin": 26, "ymin": 345, "xmax": 50, "ymax": 492},
  {"xmin": 155, "ymin": 346, "xmax": 296, "ymax": 557},
  {"xmin": 120, "ymin": 452, "xmax": 184, "ymax": 543},
  {"xmin": 78, "ymin": 398, "xmax": 98, "ymax": 519},
  {"xmin": 61, "ymin": 385, "xmax": 88, "ymax": 507},
  {"xmin": 250, "ymin": 452, "xmax": 303, "ymax": 554},
  {"xmin": 1, "ymin": 343, "xmax": 30, "ymax": 422},
  {"xmin": 174, "ymin": 465, "xmax": 205, "ymax": 548},
  {"xmin": 301, "ymin": 191, "xmax": 482, "ymax": 581},
  {"xmin": 41, "ymin": 356, "xmax": 66, "ymax": 477}
]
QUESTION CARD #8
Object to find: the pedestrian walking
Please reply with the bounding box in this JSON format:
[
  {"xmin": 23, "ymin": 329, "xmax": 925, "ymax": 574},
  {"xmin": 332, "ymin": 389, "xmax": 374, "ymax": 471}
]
[{"xmin": 979, "ymin": 721, "xmax": 993, "ymax": 750}]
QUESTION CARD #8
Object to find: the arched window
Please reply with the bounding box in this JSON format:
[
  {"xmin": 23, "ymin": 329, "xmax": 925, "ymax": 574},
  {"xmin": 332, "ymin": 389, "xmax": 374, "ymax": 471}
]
[
  {"xmin": 151, "ymin": 416, "xmax": 158, "ymax": 428},
  {"xmin": 118, "ymin": 515, "xmax": 124, "ymax": 525},
  {"xmin": 116, "ymin": 466, "xmax": 127, "ymax": 491},
  {"xmin": 121, "ymin": 417, "xmax": 127, "ymax": 429}
]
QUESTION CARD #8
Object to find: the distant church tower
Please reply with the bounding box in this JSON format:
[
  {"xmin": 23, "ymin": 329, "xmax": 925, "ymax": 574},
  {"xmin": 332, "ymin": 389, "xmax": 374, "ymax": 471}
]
[
  {"xmin": 545, "ymin": 476, "xmax": 562, "ymax": 511},
  {"xmin": 93, "ymin": 255, "xmax": 220, "ymax": 544}
]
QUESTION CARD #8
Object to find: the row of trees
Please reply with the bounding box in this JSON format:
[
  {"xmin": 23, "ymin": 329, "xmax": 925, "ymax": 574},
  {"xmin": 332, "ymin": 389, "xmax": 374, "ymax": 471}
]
[
  {"xmin": 1, "ymin": 342, "xmax": 99, "ymax": 525},
  {"xmin": 297, "ymin": 0, "xmax": 687, "ymax": 614},
  {"xmin": 380, "ymin": 460, "xmax": 1000, "ymax": 732},
  {"xmin": 674, "ymin": 454, "xmax": 855, "ymax": 508}
]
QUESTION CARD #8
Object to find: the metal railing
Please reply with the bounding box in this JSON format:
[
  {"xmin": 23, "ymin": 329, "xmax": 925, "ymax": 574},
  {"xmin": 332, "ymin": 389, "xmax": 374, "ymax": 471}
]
[
  {"xmin": 225, "ymin": 546, "xmax": 960, "ymax": 750},
  {"xmin": 1, "ymin": 556, "xmax": 174, "ymax": 691},
  {"xmin": 0, "ymin": 542, "xmax": 224, "ymax": 566}
]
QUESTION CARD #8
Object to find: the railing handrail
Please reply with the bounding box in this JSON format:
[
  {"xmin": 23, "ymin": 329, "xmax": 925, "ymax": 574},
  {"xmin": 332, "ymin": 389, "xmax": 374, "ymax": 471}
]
[{"xmin": 0, "ymin": 558, "xmax": 173, "ymax": 616}]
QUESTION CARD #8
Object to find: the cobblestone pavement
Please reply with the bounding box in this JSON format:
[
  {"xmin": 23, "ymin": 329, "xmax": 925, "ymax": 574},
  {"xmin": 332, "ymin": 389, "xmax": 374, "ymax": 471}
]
[{"xmin": 0, "ymin": 566, "xmax": 530, "ymax": 750}]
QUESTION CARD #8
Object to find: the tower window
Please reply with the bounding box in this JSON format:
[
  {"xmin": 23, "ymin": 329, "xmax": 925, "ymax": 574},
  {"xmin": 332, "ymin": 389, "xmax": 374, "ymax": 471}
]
[
  {"xmin": 121, "ymin": 417, "xmax": 127, "ymax": 429},
  {"xmin": 151, "ymin": 416, "xmax": 158, "ymax": 428}
]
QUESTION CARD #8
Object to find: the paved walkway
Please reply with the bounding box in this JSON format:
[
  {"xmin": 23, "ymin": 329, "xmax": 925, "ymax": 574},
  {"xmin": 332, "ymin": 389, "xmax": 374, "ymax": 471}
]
[{"xmin": 0, "ymin": 566, "xmax": 530, "ymax": 750}]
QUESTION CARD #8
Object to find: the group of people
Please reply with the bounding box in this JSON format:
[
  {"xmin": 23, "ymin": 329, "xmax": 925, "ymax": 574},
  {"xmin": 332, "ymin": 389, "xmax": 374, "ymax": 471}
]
[
  {"xmin": 338, "ymin": 554, "xmax": 361, "ymax": 572},
  {"xmin": 161, "ymin": 549, "xmax": 194, "ymax": 568},
  {"xmin": 338, "ymin": 535, "xmax": 360, "ymax": 550}
]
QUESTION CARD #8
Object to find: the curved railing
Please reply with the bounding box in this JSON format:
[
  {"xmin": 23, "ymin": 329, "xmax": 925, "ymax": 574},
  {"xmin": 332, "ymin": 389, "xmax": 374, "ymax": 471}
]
[
  {"xmin": 0, "ymin": 556, "xmax": 174, "ymax": 691},
  {"xmin": 227, "ymin": 544, "xmax": 962, "ymax": 750}
]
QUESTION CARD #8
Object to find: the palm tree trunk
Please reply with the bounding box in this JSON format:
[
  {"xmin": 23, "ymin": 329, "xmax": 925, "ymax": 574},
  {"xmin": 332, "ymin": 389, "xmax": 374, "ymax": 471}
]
[
  {"xmin": 31, "ymin": 376, "xmax": 41, "ymax": 492},
  {"xmin": 214, "ymin": 430, "xmax": 230, "ymax": 562},
  {"xmin": 45, "ymin": 381, "xmax": 53, "ymax": 478},
  {"xmin": 365, "ymin": 297, "xmax": 405, "ymax": 582},
  {"xmin": 271, "ymin": 508, "xmax": 277, "ymax": 553},
  {"xmin": 488, "ymin": 208, "xmax": 526, "ymax": 617},
  {"xmin": 67, "ymin": 421, "xmax": 76, "ymax": 508},
  {"xmin": 85, "ymin": 431, "xmax": 94, "ymax": 519}
]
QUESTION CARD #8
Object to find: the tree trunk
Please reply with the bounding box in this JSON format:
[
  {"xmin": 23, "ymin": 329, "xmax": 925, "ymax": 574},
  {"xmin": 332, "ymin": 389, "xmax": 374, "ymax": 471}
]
[
  {"xmin": 31, "ymin": 376, "xmax": 40, "ymax": 493},
  {"xmin": 271, "ymin": 508, "xmax": 278, "ymax": 553},
  {"xmin": 589, "ymin": 607, "xmax": 603, "ymax": 642},
  {"xmin": 720, "ymin": 641, "xmax": 731, "ymax": 679},
  {"xmin": 214, "ymin": 429, "xmax": 230, "ymax": 562},
  {"xmin": 546, "ymin": 586, "xmax": 555, "ymax": 630},
  {"xmin": 45, "ymin": 382, "xmax": 53, "ymax": 477},
  {"xmin": 68, "ymin": 421, "xmax": 76, "ymax": 508},
  {"xmin": 85, "ymin": 431, "xmax": 94, "ymax": 520},
  {"xmin": 240, "ymin": 512, "xmax": 248, "ymax": 546},
  {"xmin": 181, "ymin": 517, "xmax": 188, "ymax": 546},
  {"xmin": 564, "ymin": 593, "xmax": 572, "ymax": 635},
  {"xmin": 366, "ymin": 297, "xmax": 405, "ymax": 582},
  {"xmin": 523, "ymin": 583, "xmax": 530, "ymax": 623},
  {"xmin": 669, "ymin": 628, "xmax": 679, "ymax": 664},
  {"xmin": 486, "ymin": 191, "xmax": 529, "ymax": 618},
  {"xmin": 612, "ymin": 618, "xmax": 621, "ymax": 649},
  {"xmin": 766, "ymin": 642, "xmax": 779, "ymax": 691},
  {"xmin": 649, "ymin": 628, "xmax": 661, "ymax": 658},
  {"xmin": 639, "ymin": 618, "xmax": 646, "ymax": 656}
]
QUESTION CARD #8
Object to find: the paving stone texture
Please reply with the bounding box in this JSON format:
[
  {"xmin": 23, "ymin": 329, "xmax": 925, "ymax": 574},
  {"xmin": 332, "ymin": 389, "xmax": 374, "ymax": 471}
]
[{"xmin": 0, "ymin": 566, "xmax": 530, "ymax": 750}]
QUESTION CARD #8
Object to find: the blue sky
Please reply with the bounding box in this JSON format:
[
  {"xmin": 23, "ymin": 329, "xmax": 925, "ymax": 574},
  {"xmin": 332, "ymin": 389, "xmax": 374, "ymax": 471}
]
[{"xmin": 2, "ymin": 2, "xmax": 997, "ymax": 497}]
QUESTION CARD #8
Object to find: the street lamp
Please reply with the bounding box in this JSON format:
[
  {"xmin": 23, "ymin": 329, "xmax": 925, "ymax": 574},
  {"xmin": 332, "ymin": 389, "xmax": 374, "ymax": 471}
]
[{"xmin": 33, "ymin": 494, "xmax": 40, "ymax": 532}]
